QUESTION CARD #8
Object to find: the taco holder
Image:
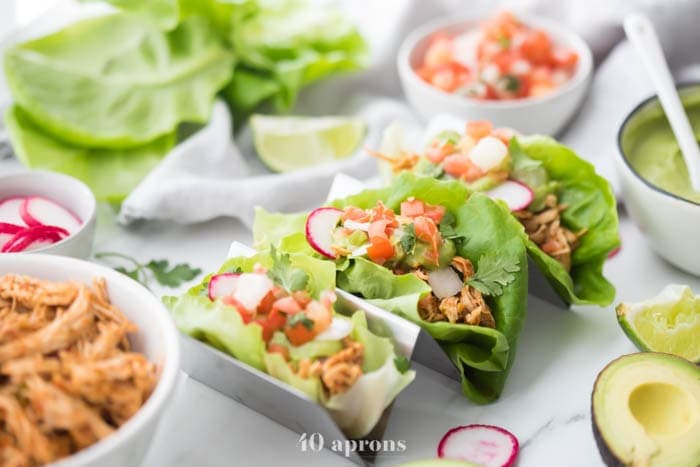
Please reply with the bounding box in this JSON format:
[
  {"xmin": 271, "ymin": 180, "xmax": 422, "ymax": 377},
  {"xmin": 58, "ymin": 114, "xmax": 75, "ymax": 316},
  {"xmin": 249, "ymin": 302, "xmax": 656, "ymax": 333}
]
[{"xmin": 181, "ymin": 242, "xmax": 461, "ymax": 465}]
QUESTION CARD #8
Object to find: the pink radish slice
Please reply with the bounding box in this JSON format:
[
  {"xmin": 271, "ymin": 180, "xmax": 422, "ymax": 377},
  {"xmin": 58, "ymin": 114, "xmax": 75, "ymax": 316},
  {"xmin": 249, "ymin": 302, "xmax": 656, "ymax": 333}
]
[
  {"xmin": 305, "ymin": 207, "xmax": 343, "ymax": 259},
  {"xmin": 208, "ymin": 273, "xmax": 240, "ymax": 300},
  {"xmin": 438, "ymin": 424, "xmax": 519, "ymax": 467},
  {"xmin": 20, "ymin": 196, "xmax": 82, "ymax": 233},
  {"xmin": 0, "ymin": 197, "xmax": 28, "ymax": 226},
  {"xmin": 1, "ymin": 226, "xmax": 67, "ymax": 253},
  {"xmin": 0, "ymin": 223, "xmax": 26, "ymax": 251},
  {"xmin": 486, "ymin": 180, "xmax": 533, "ymax": 211}
]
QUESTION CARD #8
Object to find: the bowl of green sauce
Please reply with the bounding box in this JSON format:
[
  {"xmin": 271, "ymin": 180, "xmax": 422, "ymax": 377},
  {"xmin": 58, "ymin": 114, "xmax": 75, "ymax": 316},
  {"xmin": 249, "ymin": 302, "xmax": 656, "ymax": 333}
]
[{"xmin": 618, "ymin": 83, "xmax": 700, "ymax": 275}]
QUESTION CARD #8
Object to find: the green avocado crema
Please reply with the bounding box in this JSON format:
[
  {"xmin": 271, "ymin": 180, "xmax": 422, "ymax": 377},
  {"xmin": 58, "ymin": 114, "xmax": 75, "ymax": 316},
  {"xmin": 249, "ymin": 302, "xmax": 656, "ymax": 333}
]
[{"xmin": 621, "ymin": 86, "xmax": 700, "ymax": 203}]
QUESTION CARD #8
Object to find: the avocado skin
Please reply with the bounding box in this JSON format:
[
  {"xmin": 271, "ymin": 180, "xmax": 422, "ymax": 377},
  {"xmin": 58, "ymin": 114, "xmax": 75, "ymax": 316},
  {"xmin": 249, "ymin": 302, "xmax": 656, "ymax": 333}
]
[{"xmin": 590, "ymin": 352, "xmax": 700, "ymax": 467}]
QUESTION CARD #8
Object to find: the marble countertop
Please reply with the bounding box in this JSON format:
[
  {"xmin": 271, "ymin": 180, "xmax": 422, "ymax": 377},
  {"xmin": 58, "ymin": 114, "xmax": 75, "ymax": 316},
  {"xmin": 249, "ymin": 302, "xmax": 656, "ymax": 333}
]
[{"xmin": 2, "ymin": 160, "xmax": 699, "ymax": 466}]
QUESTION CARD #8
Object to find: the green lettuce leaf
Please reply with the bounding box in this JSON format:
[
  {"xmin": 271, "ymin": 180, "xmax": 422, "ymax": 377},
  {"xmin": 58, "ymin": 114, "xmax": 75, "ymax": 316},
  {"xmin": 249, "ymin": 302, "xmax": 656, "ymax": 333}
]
[
  {"xmin": 516, "ymin": 135, "xmax": 620, "ymax": 306},
  {"xmin": 265, "ymin": 311, "xmax": 415, "ymax": 438},
  {"xmin": 5, "ymin": 105, "xmax": 174, "ymax": 203},
  {"xmin": 164, "ymin": 293, "xmax": 267, "ymax": 370},
  {"xmin": 255, "ymin": 173, "xmax": 529, "ymax": 403},
  {"xmin": 226, "ymin": 0, "xmax": 368, "ymax": 113},
  {"xmin": 4, "ymin": 14, "xmax": 234, "ymax": 148},
  {"xmin": 81, "ymin": 0, "xmax": 180, "ymax": 29}
]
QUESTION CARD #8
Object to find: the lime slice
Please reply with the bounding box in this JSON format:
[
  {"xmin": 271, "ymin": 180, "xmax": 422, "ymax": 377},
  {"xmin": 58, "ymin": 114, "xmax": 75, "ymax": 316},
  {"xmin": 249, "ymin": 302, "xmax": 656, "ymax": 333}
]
[
  {"xmin": 616, "ymin": 285, "xmax": 700, "ymax": 362},
  {"xmin": 251, "ymin": 115, "xmax": 366, "ymax": 173}
]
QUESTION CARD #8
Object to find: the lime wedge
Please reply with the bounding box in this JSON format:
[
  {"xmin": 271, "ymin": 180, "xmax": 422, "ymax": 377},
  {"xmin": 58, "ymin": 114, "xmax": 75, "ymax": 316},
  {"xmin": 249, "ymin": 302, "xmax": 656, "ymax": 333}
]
[
  {"xmin": 251, "ymin": 115, "xmax": 366, "ymax": 173},
  {"xmin": 616, "ymin": 285, "xmax": 700, "ymax": 362}
]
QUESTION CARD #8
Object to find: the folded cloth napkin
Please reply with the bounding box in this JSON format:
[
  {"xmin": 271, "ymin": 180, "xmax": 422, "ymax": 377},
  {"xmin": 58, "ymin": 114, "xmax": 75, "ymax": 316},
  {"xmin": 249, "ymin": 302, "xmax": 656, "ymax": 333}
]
[{"xmin": 118, "ymin": 0, "xmax": 700, "ymax": 226}]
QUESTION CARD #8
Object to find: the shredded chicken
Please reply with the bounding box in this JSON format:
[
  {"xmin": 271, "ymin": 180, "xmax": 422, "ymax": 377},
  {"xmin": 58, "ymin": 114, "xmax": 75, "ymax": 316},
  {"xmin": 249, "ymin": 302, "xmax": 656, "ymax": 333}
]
[
  {"xmin": 366, "ymin": 148, "xmax": 420, "ymax": 172},
  {"xmin": 514, "ymin": 194, "xmax": 587, "ymax": 271},
  {"xmin": 294, "ymin": 338, "xmax": 364, "ymax": 396},
  {"xmin": 0, "ymin": 274, "xmax": 156, "ymax": 466},
  {"xmin": 416, "ymin": 256, "xmax": 496, "ymax": 328}
]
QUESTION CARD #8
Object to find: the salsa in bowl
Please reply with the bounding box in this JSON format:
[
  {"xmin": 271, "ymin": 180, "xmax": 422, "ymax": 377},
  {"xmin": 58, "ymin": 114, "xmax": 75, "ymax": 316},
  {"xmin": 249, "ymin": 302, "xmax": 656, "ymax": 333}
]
[{"xmin": 398, "ymin": 11, "xmax": 593, "ymax": 135}]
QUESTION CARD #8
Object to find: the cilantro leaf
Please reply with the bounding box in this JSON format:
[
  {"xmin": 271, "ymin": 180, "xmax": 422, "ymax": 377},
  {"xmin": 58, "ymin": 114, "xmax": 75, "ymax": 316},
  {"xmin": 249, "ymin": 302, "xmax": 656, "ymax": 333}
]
[
  {"xmin": 95, "ymin": 252, "xmax": 201, "ymax": 289},
  {"xmin": 287, "ymin": 313, "xmax": 314, "ymax": 330},
  {"xmin": 416, "ymin": 160, "xmax": 445, "ymax": 179},
  {"xmin": 432, "ymin": 130, "xmax": 461, "ymax": 147},
  {"xmin": 503, "ymin": 75, "xmax": 520, "ymax": 92},
  {"xmin": 393, "ymin": 355, "xmax": 411, "ymax": 374},
  {"xmin": 400, "ymin": 223, "xmax": 416, "ymax": 255},
  {"xmin": 438, "ymin": 211, "xmax": 462, "ymax": 241},
  {"xmin": 147, "ymin": 260, "xmax": 202, "ymax": 287},
  {"xmin": 267, "ymin": 245, "xmax": 309, "ymax": 292},
  {"xmin": 466, "ymin": 251, "xmax": 520, "ymax": 296}
]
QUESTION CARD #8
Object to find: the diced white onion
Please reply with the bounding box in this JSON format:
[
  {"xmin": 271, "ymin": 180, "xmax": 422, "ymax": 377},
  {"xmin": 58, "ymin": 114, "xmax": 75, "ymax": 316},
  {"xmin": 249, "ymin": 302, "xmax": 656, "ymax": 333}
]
[
  {"xmin": 343, "ymin": 220, "xmax": 370, "ymax": 231},
  {"xmin": 315, "ymin": 317, "xmax": 352, "ymax": 341},
  {"xmin": 468, "ymin": 136, "xmax": 509, "ymax": 172},
  {"xmin": 427, "ymin": 268, "xmax": 463, "ymax": 299}
]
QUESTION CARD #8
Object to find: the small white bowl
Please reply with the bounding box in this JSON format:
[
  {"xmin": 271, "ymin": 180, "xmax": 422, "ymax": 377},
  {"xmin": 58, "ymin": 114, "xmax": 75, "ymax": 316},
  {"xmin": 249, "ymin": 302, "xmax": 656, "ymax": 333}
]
[
  {"xmin": 0, "ymin": 171, "xmax": 96, "ymax": 258},
  {"xmin": 397, "ymin": 13, "xmax": 593, "ymax": 135},
  {"xmin": 0, "ymin": 253, "xmax": 180, "ymax": 467},
  {"xmin": 617, "ymin": 84, "xmax": 700, "ymax": 276}
]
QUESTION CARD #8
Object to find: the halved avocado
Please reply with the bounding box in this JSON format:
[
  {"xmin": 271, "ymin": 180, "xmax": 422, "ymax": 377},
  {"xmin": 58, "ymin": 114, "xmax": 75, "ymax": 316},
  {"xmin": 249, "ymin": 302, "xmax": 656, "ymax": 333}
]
[{"xmin": 591, "ymin": 353, "xmax": 700, "ymax": 467}]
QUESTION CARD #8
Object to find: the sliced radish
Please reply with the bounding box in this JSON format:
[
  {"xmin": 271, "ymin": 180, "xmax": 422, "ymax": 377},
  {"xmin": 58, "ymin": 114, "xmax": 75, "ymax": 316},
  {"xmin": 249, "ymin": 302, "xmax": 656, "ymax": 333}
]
[
  {"xmin": 428, "ymin": 267, "xmax": 464, "ymax": 299},
  {"xmin": 20, "ymin": 196, "xmax": 82, "ymax": 233},
  {"xmin": 315, "ymin": 316, "xmax": 352, "ymax": 341},
  {"xmin": 486, "ymin": 180, "xmax": 533, "ymax": 211},
  {"xmin": 0, "ymin": 197, "xmax": 27, "ymax": 226},
  {"xmin": 1, "ymin": 225, "xmax": 67, "ymax": 253},
  {"xmin": 208, "ymin": 273, "xmax": 241, "ymax": 301},
  {"xmin": 468, "ymin": 136, "xmax": 509, "ymax": 172},
  {"xmin": 438, "ymin": 424, "xmax": 519, "ymax": 467},
  {"xmin": 232, "ymin": 273, "xmax": 274, "ymax": 311},
  {"xmin": 305, "ymin": 207, "xmax": 343, "ymax": 259},
  {"xmin": 0, "ymin": 222, "xmax": 24, "ymax": 235}
]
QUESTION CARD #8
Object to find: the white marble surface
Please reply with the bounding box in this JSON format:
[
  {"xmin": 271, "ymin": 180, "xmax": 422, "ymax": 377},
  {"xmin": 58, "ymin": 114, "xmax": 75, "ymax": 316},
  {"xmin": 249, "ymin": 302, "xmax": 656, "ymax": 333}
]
[{"xmin": 3, "ymin": 152, "xmax": 700, "ymax": 467}]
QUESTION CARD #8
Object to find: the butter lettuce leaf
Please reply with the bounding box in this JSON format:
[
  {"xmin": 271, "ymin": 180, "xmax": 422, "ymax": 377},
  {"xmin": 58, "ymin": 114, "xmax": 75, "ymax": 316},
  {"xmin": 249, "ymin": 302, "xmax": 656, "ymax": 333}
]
[
  {"xmin": 4, "ymin": 14, "xmax": 234, "ymax": 148},
  {"xmin": 5, "ymin": 105, "xmax": 174, "ymax": 203},
  {"xmin": 517, "ymin": 135, "xmax": 620, "ymax": 306}
]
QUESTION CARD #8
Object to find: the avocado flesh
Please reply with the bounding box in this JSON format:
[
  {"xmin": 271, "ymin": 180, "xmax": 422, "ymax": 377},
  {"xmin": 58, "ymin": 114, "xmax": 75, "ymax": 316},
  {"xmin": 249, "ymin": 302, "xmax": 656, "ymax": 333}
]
[{"xmin": 592, "ymin": 353, "xmax": 700, "ymax": 467}]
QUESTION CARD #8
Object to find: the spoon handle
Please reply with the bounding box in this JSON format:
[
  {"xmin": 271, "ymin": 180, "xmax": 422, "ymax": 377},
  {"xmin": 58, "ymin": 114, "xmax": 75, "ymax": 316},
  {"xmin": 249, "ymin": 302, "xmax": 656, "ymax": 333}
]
[{"xmin": 624, "ymin": 12, "xmax": 700, "ymax": 191}]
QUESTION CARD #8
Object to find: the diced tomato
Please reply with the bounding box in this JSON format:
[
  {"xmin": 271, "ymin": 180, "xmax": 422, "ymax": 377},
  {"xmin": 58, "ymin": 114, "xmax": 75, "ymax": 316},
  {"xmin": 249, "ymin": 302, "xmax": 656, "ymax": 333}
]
[
  {"xmin": 519, "ymin": 29, "xmax": 552, "ymax": 64},
  {"xmin": 426, "ymin": 142, "xmax": 454, "ymax": 163},
  {"xmin": 305, "ymin": 300, "xmax": 332, "ymax": 334},
  {"xmin": 256, "ymin": 316, "xmax": 276, "ymax": 342},
  {"xmin": 466, "ymin": 120, "xmax": 493, "ymax": 140},
  {"xmin": 431, "ymin": 67, "xmax": 458, "ymax": 92},
  {"xmin": 267, "ymin": 308, "xmax": 287, "ymax": 330},
  {"xmin": 257, "ymin": 290, "xmax": 276, "ymax": 314},
  {"xmin": 423, "ymin": 205, "xmax": 446, "ymax": 224},
  {"xmin": 267, "ymin": 343, "xmax": 289, "ymax": 360},
  {"xmin": 368, "ymin": 219, "xmax": 390, "ymax": 239},
  {"xmin": 443, "ymin": 154, "xmax": 484, "ymax": 181},
  {"xmin": 424, "ymin": 33, "xmax": 454, "ymax": 69},
  {"xmin": 551, "ymin": 47, "xmax": 578, "ymax": 69},
  {"xmin": 223, "ymin": 295, "xmax": 254, "ymax": 324},
  {"xmin": 291, "ymin": 290, "xmax": 312, "ymax": 308},
  {"xmin": 285, "ymin": 315, "xmax": 317, "ymax": 346},
  {"xmin": 401, "ymin": 199, "xmax": 425, "ymax": 218},
  {"xmin": 367, "ymin": 235, "xmax": 394, "ymax": 264},
  {"xmin": 272, "ymin": 296, "xmax": 303, "ymax": 315},
  {"xmin": 371, "ymin": 201, "xmax": 397, "ymax": 225},
  {"xmin": 342, "ymin": 206, "xmax": 370, "ymax": 223}
]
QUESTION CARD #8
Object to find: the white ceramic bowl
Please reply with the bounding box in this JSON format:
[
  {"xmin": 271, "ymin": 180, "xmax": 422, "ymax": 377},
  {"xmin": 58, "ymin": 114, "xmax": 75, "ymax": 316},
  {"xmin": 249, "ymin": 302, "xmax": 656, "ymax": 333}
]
[
  {"xmin": 0, "ymin": 253, "xmax": 180, "ymax": 467},
  {"xmin": 617, "ymin": 84, "xmax": 700, "ymax": 275},
  {"xmin": 0, "ymin": 171, "xmax": 96, "ymax": 258},
  {"xmin": 397, "ymin": 13, "xmax": 593, "ymax": 135}
]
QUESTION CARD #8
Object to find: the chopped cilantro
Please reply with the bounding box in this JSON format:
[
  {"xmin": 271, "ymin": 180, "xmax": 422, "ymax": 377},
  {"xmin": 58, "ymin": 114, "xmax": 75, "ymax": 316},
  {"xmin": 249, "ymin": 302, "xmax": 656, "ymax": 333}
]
[
  {"xmin": 95, "ymin": 252, "xmax": 201, "ymax": 289},
  {"xmin": 498, "ymin": 36, "xmax": 511, "ymax": 48},
  {"xmin": 287, "ymin": 313, "xmax": 314, "ymax": 330},
  {"xmin": 267, "ymin": 245, "xmax": 309, "ymax": 292},
  {"xmin": 466, "ymin": 250, "xmax": 520, "ymax": 296},
  {"xmin": 400, "ymin": 223, "xmax": 417, "ymax": 255},
  {"xmin": 503, "ymin": 75, "xmax": 520, "ymax": 92},
  {"xmin": 438, "ymin": 211, "xmax": 462, "ymax": 241}
]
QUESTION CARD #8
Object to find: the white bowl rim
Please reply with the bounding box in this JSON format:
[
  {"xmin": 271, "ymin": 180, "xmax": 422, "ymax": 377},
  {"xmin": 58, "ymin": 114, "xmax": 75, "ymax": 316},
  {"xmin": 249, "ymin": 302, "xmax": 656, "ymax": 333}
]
[
  {"xmin": 397, "ymin": 11, "xmax": 594, "ymax": 110},
  {"xmin": 0, "ymin": 171, "xmax": 97, "ymax": 253},
  {"xmin": 0, "ymin": 253, "xmax": 180, "ymax": 466},
  {"xmin": 617, "ymin": 81, "xmax": 700, "ymax": 208}
]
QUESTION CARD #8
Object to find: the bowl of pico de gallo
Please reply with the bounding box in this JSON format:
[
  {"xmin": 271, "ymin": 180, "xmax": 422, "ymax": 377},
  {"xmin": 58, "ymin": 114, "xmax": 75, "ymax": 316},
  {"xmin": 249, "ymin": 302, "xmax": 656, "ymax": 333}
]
[{"xmin": 397, "ymin": 10, "xmax": 593, "ymax": 135}]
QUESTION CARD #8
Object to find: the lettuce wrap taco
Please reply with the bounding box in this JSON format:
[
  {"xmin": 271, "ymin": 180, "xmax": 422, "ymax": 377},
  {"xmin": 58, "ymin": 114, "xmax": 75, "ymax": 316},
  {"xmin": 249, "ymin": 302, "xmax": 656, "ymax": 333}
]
[
  {"xmin": 164, "ymin": 248, "xmax": 414, "ymax": 438},
  {"xmin": 370, "ymin": 120, "xmax": 620, "ymax": 306},
  {"xmin": 254, "ymin": 173, "xmax": 529, "ymax": 403}
]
